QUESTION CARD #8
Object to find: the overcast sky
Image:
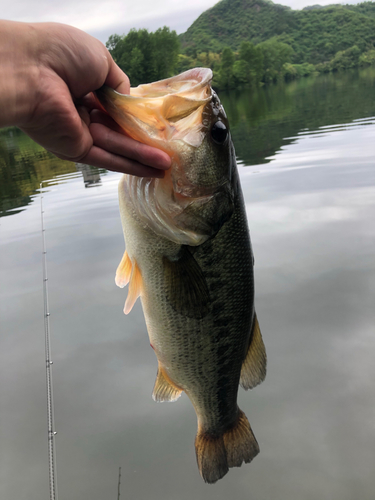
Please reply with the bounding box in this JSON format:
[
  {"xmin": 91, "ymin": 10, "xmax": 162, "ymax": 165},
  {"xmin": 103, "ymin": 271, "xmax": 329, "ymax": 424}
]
[{"xmin": 2, "ymin": 0, "xmax": 367, "ymax": 44}]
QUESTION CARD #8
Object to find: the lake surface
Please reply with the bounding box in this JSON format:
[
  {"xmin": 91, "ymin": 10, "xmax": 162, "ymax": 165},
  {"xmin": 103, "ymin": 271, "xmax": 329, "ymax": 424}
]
[{"xmin": 1, "ymin": 68, "xmax": 374, "ymax": 500}]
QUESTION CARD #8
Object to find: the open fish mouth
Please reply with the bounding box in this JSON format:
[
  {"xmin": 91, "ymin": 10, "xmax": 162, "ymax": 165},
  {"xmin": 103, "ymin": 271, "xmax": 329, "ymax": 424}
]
[{"xmin": 95, "ymin": 68, "xmax": 213, "ymax": 151}]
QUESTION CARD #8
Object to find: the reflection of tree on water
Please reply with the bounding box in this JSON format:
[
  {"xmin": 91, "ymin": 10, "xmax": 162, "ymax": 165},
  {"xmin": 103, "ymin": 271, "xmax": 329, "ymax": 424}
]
[
  {"xmin": 221, "ymin": 67, "xmax": 375, "ymax": 166},
  {"xmin": 0, "ymin": 128, "xmax": 50, "ymax": 217},
  {"xmin": 0, "ymin": 130, "xmax": 35, "ymax": 217},
  {"xmin": 75, "ymin": 163, "xmax": 102, "ymax": 188},
  {"xmin": 0, "ymin": 128, "xmax": 75, "ymax": 217}
]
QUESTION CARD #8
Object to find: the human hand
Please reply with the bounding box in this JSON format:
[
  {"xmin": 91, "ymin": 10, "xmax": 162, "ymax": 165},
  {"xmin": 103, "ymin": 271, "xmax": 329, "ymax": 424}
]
[{"xmin": 0, "ymin": 21, "xmax": 171, "ymax": 177}]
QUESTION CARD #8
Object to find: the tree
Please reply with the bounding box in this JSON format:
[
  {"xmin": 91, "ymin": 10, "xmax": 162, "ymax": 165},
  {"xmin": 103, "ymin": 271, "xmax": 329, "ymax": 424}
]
[
  {"xmin": 128, "ymin": 47, "xmax": 145, "ymax": 85},
  {"xmin": 106, "ymin": 27, "xmax": 179, "ymax": 86},
  {"xmin": 106, "ymin": 34, "xmax": 121, "ymax": 52},
  {"xmin": 176, "ymin": 54, "xmax": 195, "ymax": 73},
  {"xmin": 236, "ymin": 41, "xmax": 264, "ymax": 85},
  {"xmin": 257, "ymin": 39, "xmax": 294, "ymax": 82},
  {"xmin": 152, "ymin": 27, "xmax": 180, "ymax": 80},
  {"xmin": 217, "ymin": 47, "xmax": 235, "ymax": 89},
  {"xmin": 233, "ymin": 60, "xmax": 251, "ymax": 85},
  {"xmin": 330, "ymin": 45, "xmax": 361, "ymax": 71}
]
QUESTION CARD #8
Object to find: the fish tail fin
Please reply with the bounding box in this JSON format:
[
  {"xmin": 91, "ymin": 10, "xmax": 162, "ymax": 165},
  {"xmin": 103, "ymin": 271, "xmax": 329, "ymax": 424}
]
[{"xmin": 195, "ymin": 408, "xmax": 259, "ymax": 484}]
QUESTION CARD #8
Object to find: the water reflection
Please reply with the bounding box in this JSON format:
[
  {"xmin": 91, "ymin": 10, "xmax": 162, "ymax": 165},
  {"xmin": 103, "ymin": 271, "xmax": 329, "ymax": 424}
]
[
  {"xmin": 76, "ymin": 163, "xmax": 102, "ymax": 188},
  {"xmin": 0, "ymin": 128, "xmax": 76, "ymax": 217},
  {"xmin": 0, "ymin": 129, "xmax": 109, "ymax": 217},
  {"xmin": 1, "ymin": 69, "xmax": 375, "ymax": 500},
  {"xmin": 222, "ymin": 67, "xmax": 375, "ymax": 166}
]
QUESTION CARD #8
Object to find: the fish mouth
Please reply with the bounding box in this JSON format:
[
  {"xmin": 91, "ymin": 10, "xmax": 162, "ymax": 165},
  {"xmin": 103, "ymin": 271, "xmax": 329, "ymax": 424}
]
[{"xmin": 95, "ymin": 68, "xmax": 214, "ymax": 152}]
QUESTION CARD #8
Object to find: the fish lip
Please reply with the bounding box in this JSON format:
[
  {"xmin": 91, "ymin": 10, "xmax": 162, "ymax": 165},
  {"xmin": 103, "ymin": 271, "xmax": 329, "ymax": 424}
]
[
  {"xmin": 128, "ymin": 67, "xmax": 213, "ymax": 98},
  {"xmin": 95, "ymin": 68, "xmax": 213, "ymax": 103}
]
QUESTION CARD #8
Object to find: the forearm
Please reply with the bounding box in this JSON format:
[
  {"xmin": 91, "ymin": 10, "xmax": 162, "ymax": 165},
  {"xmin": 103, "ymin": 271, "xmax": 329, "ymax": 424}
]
[{"xmin": 0, "ymin": 20, "xmax": 40, "ymax": 127}]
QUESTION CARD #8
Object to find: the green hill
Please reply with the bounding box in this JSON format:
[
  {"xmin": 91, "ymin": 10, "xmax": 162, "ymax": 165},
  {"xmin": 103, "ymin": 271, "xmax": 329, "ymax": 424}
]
[
  {"xmin": 179, "ymin": 0, "xmax": 375, "ymax": 64},
  {"xmin": 179, "ymin": 0, "xmax": 293, "ymax": 54},
  {"xmin": 278, "ymin": 5, "xmax": 375, "ymax": 63}
]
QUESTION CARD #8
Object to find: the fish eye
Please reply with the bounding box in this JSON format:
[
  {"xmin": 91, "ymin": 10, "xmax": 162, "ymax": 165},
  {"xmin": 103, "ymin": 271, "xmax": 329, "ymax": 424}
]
[{"xmin": 210, "ymin": 121, "xmax": 228, "ymax": 145}]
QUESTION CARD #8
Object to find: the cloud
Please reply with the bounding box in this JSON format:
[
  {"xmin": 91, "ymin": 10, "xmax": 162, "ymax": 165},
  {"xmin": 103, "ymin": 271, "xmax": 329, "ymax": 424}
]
[
  {"xmin": 2, "ymin": 0, "xmax": 218, "ymax": 40},
  {"xmin": 2, "ymin": 0, "xmax": 365, "ymax": 44}
]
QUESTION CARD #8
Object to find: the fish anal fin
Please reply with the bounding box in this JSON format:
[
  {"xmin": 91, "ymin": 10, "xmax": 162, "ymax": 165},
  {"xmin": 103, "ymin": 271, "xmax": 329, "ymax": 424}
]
[
  {"xmin": 152, "ymin": 363, "xmax": 182, "ymax": 402},
  {"xmin": 115, "ymin": 250, "xmax": 132, "ymax": 288},
  {"xmin": 163, "ymin": 246, "xmax": 210, "ymax": 319},
  {"xmin": 240, "ymin": 312, "xmax": 267, "ymax": 390},
  {"xmin": 195, "ymin": 408, "xmax": 259, "ymax": 484},
  {"xmin": 124, "ymin": 259, "xmax": 142, "ymax": 314}
]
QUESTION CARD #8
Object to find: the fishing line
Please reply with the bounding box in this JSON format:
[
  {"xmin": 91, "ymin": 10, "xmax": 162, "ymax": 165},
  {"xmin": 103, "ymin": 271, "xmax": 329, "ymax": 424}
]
[{"xmin": 40, "ymin": 182, "xmax": 58, "ymax": 500}]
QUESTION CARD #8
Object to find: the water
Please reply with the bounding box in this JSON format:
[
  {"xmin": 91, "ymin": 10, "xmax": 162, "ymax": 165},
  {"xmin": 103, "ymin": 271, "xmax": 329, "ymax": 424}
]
[{"xmin": 1, "ymin": 68, "xmax": 374, "ymax": 500}]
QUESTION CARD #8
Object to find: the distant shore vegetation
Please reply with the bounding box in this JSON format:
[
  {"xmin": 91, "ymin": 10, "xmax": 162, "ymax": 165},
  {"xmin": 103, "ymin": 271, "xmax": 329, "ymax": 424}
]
[{"xmin": 106, "ymin": 0, "xmax": 375, "ymax": 90}]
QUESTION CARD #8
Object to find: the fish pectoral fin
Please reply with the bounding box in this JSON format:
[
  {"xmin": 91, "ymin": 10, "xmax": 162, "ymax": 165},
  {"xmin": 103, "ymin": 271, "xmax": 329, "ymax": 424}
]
[
  {"xmin": 163, "ymin": 246, "xmax": 210, "ymax": 319},
  {"xmin": 152, "ymin": 363, "xmax": 182, "ymax": 402},
  {"xmin": 123, "ymin": 258, "xmax": 142, "ymax": 314},
  {"xmin": 240, "ymin": 312, "xmax": 267, "ymax": 390},
  {"xmin": 115, "ymin": 250, "xmax": 132, "ymax": 288}
]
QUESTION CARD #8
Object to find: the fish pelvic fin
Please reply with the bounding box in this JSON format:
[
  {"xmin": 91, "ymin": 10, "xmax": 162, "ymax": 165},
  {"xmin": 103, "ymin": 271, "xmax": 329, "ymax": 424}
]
[
  {"xmin": 195, "ymin": 408, "xmax": 259, "ymax": 484},
  {"xmin": 152, "ymin": 363, "xmax": 183, "ymax": 402},
  {"xmin": 115, "ymin": 250, "xmax": 132, "ymax": 288},
  {"xmin": 240, "ymin": 312, "xmax": 267, "ymax": 390},
  {"xmin": 123, "ymin": 258, "xmax": 142, "ymax": 314}
]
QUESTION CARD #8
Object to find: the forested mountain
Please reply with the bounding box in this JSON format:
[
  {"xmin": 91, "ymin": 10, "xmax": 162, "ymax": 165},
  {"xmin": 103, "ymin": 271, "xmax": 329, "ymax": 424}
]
[
  {"xmin": 309, "ymin": 1, "xmax": 375, "ymax": 17},
  {"xmin": 106, "ymin": 1, "xmax": 375, "ymax": 90},
  {"xmin": 179, "ymin": 0, "xmax": 293, "ymax": 54},
  {"xmin": 179, "ymin": 0, "xmax": 375, "ymax": 65},
  {"xmin": 278, "ymin": 6, "xmax": 375, "ymax": 64}
]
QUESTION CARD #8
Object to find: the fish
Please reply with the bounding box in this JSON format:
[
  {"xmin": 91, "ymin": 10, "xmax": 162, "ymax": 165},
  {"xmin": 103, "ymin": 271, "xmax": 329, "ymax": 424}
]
[{"xmin": 95, "ymin": 68, "xmax": 266, "ymax": 483}]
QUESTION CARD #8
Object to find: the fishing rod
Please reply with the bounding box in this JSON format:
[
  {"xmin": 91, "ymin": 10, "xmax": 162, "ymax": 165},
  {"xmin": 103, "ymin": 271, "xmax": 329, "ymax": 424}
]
[
  {"xmin": 40, "ymin": 182, "xmax": 58, "ymax": 500},
  {"xmin": 117, "ymin": 467, "xmax": 121, "ymax": 500}
]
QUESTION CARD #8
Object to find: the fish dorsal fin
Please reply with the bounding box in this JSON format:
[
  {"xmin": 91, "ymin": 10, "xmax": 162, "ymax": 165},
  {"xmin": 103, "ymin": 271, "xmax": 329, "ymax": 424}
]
[
  {"xmin": 240, "ymin": 313, "xmax": 267, "ymax": 390},
  {"xmin": 120, "ymin": 257, "xmax": 143, "ymax": 315},
  {"xmin": 152, "ymin": 363, "xmax": 182, "ymax": 402},
  {"xmin": 162, "ymin": 247, "xmax": 210, "ymax": 319},
  {"xmin": 115, "ymin": 250, "xmax": 132, "ymax": 288}
]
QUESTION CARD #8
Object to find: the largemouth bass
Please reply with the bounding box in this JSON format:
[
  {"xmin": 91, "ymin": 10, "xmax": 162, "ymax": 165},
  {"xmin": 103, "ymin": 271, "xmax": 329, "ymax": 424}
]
[{"xmin": 96, "ymin": 68, "xmax": 266, "ymax": 483}]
